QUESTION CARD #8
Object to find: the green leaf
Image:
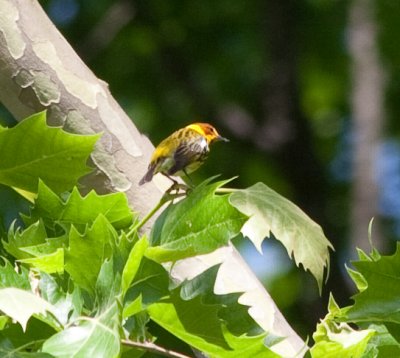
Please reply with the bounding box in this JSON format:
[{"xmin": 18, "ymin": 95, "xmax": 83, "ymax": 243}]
[
  {"xmin": 20, "ymin": 235, "xmax": 68, "ymax": 257},
  {"xmin": 0, "ymin": 317, "xmax": 56, "ymax": 357},
  {"xmin": 39, "ymin": 274, "xmax": 83, "ymax": 326},
  {"xmin": 311, "ymin": 315, "xmax": 375, "ymax": 357},
  {"xmin": 179, "ymin": 265, "xmax": 262, "ymax": 336},
  {"xmin": 123, "ymin": 295, "xmax": 143, "ymax": 319},
  {"xmin": 124, "ymin": 257, "xmax": 169, "ymax": 313},
  {"xmin": 0, "ymin": 288, "xmax": 57, "ymax": 331},
  {"xmin": 19, "ymin": 248, "xmax": 64, "ymax": 274},
  {"xmin": 222, "ymin": 328, "xmax": 279, "ymax": 358},
  {"xmin": 347, "ymin": 244, "xmax": 400, "ymax": 324},
  {"xmin": 28, "ymin": 181, "xmax": 133, "ymax": 232},
  {"xmin": 65, "ymin": 215, "xmax": 116, "ymax": 294},
  {"xmin": 0, "ymin": 260, "xmax": 30, "ymax": 290},
  {"xmin": 121, "ymin": 236, "xmax": 148, "ymax": 296},
  {"xmin": 148, "ymin": 293, "xmax": 231, "ymax": 350},
  {"xmin": 0, "ymin": 184, "xmax": 30, "ymax": 232},
  {"xmin": 95, "ymin": 257, "xmax": 122, "ymax": 310},
  {"xmin": 123, "ymin": 311, "xmax": 151, "ymax": 342},
  {"xmin": 364, "ymin": 324, "xmax": 400, "ymax": 357},
  {"xmin": 4, "ymin": 220, "xmax": 47, "ymax": 260},
  {"xmin": 42, "ymin": 302, "xmax": 120, "ymax": 358},
  {"xmin": 53, "ymin": 186, "xmax": 133, "ymax": 231},
  {"xmin": 0, "ymin": 111, "xmax": 99, "ymax": 193},
  {"xmin": 146, "ymin": 179, "xmax": 247, "ymax": 262},
  {"xmin": 148, "ymin": 292, "xmax": 277, "ymax": 357},
  {"xmin": 229, "ymin": 182, "xmax": 333, "ymax": 292}
]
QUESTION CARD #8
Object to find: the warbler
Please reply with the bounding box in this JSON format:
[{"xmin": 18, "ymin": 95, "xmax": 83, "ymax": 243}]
[{"xmin": 139, "ymin": 123, "xmax": 228, "ymax": 185}]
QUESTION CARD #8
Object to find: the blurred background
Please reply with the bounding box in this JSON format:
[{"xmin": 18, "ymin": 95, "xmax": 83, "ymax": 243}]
[{"xmin": 3, "ymin": 0, "xmax": 400, "ymax": 339}]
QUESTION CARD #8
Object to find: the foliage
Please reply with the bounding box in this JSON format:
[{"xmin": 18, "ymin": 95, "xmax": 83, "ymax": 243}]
[
  {"xmin": 230, "ymin": 183, "xmax": 333, "ymax": 293},
  {"xmin": 0, "ymin": 111, "xmax": 98, "ymax": 194},
  {"xmin": 0, "ymin": 112, "xmax": 336, "ymax": 356},
  {"xmin": 311, "ymin": 245, "xmax": 400, "ymax": 357}
]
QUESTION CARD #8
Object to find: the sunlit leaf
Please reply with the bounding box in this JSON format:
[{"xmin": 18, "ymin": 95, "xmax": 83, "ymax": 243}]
[
  {"xmin": 0, "ymin": 260, "xmax": 30, "ymax": 290},
  {"xmin": 65, "ymin": 215, "xmax": 116, "ymax": 294},
  {"xmin": 311, "ymin": 297, "xmax": 375, "ymax": 358},
  {"xmin": 347, "ymin": 244, "xmax": 400, "ymax": 324},
  {"xmin": 0, "ymin": 288, "xmax": 57, "ymax": 331},
  {"xmin": 230, "ymin": 182, "xmax": 333, "ymax": 292},
  {"xmin": 95, "ymin": 258, "xmax": 122, "ymax": 310},
  {"xmin": 121, "ymin": 236, "xmax": 148, "ymax": 296},
  {"xmin": 39, "ymin": 274, "xmax": 83, "ymax": 326},
  {"xmin": 28, "ymin": 181, "xmax": 134, "ymax": 232},
  {"xmin": 42, "ymin": 302, "xmax": 120, "ymax": 358},
  {"xmin": 146, "ymin": 179, "xmax": 247, "ymax": 263},
  {"xmin": 19, "ymin": 248, "xmax": 64, "ymax": 274},
  {"xmin": 0, "ymin": 111, "xmax": 99, "ymax": 193},
  {"xmin": 3, "ymin": 220, "xmax": 47, "ymax": 260}
]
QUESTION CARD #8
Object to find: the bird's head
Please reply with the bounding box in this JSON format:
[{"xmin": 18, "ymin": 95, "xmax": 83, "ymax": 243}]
[{"xmin": 187, "ymin": 123, "xmax": 229, "ymax": 144}]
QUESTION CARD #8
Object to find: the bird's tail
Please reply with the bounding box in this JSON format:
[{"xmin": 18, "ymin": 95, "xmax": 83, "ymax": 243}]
[{"xmin": 139, "ymin": 165, "xmax": 155, "ymax": 185}]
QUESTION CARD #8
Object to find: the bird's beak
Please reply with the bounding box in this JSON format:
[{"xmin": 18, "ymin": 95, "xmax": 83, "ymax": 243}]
[{"xmin": 217, "ymin": 135, "xmax": 229, "ymax": 142}]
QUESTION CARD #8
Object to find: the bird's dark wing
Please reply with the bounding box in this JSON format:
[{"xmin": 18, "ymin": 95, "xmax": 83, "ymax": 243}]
[{"xmin": 168, "ymin": 137, "xmax": 207, "ymax": 175}]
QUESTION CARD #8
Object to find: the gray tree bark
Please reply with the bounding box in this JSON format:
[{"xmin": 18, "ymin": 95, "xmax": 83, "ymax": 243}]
[
  {"xmin": 0, "ymin": 0, "xmax": 306, "ymax": 356},
  {"xmin": 348, "ymin": 0, "xmax": 385, "ymax": 252}
]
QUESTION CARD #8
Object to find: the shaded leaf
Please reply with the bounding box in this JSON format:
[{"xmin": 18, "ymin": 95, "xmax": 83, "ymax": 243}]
[
  {"xmin": 148, "ymin": 291, "xmax": 277, "ymax": 357},
  {"xmin": 0, "ymin": 184, "xmax": 30, "ymax": 233},
  {"xmin": 0, "ymin": 318, "xmax": 55, "ymax": 357},
  {"xmin": 124, "ymin": 257, "xmax": 169, "ymax": 315},
  {"xmin": 179, "ymin": 265, "xmax": 262, "ymax": 336}
]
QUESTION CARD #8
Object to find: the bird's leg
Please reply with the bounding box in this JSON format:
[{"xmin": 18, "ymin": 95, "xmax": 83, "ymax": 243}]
[
  {"xmin": 182, "ymin": 169, "xmax": 195, "ymax": 189},
  {"xmin": 163, "ymin": 174, "xmax": 188, "ymax": 194}
]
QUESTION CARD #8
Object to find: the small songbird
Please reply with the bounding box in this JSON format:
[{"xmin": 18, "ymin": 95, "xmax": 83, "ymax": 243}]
[{"xmin": 139, "ymin": 123, "xmax": 228, "ymax": 185}]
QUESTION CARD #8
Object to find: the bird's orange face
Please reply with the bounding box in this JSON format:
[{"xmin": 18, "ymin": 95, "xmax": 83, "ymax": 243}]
[{"xmin": 187, "ymin": 123, "xmax": 229, "ymax": 144}]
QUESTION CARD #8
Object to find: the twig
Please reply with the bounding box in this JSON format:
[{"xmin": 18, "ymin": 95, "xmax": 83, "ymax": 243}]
[
  {"xmin": 126, "ymin": 191, "xmax": 185, "ymax": 237},
  {"xmin": 121, "ymin": 339, "xmax": 193, "ymax": 358}
]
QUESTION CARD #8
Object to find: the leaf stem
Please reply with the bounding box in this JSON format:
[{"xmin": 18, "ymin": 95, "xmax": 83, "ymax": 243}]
[
  {"xmin": 127, "ymin": 191, "xmax": 185, "ymax": 237},
  {"xmin": 10, "ymin": 339, "xmax": 46, "ymax": 353},
  {"xmin": 121, "ymin": 339, "xmax": 192, "ymax": 358}
]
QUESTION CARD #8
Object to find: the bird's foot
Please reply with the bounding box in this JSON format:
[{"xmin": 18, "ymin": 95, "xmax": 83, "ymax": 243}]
[{"xmin": 166, "ymin": 182, "xmax": 190, "ymax": 195}]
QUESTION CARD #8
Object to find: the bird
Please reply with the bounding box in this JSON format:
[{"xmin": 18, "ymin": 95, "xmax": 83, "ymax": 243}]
[{"xmin": 139, "ymin": 123, "xmax": 228, "ymax": 186}]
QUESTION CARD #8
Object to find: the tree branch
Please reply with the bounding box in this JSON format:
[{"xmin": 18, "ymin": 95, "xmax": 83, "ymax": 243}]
[{"xmin": 121, "ymin": 339, "xmax": 192, "ymax": 358}]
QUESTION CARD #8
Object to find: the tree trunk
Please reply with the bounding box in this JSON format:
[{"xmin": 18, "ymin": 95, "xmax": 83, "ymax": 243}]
[
  {"xmin": 348, "ymin": 0, "xmax": 385, "ymax": 252},
  {"xmin": 0, "ymin": 0, "xmax": 305, "ymax": 356}
]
